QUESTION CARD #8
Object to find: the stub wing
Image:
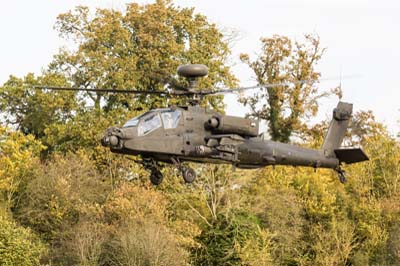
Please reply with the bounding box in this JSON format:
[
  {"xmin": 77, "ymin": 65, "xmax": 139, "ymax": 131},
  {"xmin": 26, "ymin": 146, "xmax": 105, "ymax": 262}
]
[{"xmin": 334, "ymin": 148, "xmax": 369, "ymax": 164}]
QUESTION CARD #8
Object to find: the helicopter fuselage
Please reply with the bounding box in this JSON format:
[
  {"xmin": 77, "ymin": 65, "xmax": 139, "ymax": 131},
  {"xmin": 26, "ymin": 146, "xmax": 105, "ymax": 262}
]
[
  {"xmin": 37, "ymin": 64, "xmax": 368, "ymax": 185},
  {"xmin": 102, "ymin": 104, "xmax": 363, "ymax": 178}
]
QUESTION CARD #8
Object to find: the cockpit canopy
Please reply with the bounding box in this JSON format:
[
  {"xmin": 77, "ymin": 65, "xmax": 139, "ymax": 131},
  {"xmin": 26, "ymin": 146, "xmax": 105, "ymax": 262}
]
[{"xmin": 123, "ymin": 108, "xmax": 182, "ymax": 136}]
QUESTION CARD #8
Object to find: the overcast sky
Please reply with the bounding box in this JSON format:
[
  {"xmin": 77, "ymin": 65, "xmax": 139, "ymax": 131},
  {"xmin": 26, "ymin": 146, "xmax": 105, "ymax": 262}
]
[{"xmin": 1, "ymin": 0, "xmax": 399, "ymax": 134}]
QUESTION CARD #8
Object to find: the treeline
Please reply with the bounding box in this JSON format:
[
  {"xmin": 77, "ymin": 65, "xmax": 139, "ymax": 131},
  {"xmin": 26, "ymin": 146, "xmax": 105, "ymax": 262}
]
[{"xmin": 1, "ymin": 1, "xmax": 399, "ymax": 265}]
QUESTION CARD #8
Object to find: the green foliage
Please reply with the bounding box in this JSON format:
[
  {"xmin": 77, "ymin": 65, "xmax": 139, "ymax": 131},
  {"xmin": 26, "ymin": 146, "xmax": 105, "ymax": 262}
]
[
  {"xmin": 8, "ymin": 153, "xmax": 198, "ymax": 266},
  {"xmin": 1, "ymin": 0, "xmax": 237, "ymax": 157},
  {"xmin": 249, "ymin": 188, "xmax": 306, "ymax": 265},
  {"xmin": 51, "ymin": 0, "xmax": 236, "ymax": 111},
  {"xmin": 13, "ymin": 152, "xmax": 111, "ymax": 242},
  {"xmin": 239, "ymin": 34, "xmax": 336, "ymax": 142},
  {"xmin": 92, "ymin": 183, "xmax": 194, "ymax": 266},
  {"xmin": 43, "ymin": 109, "xmax": 117, "ymax": 153},
  {"xmin": 1, "ymin": 2, "xmax": 400, "ymax": 265},
  {"xmin": 349, "ymin": 110, "xmax": 388, "ymax": 146},
  {"xmin": 2, "ymin": 112, "xmax": 400, "ymax": 266},
  {"xmin": 0, "ymin": 215, "xmax": 46, "ymax": 266},
  {"xmin": 102, "ymin": 220, "xmax": 189, "ymax": 266},
  {"xmin": 0, "ymin": 126, "xmax": 44, "ymax": 208},
  {"xmin": 0, "ymin": 73, "xmax": 77, "ymax": 138},
  {"xmin": 192, "ymin": 210, "xmax": 269, "ymax": 266}
]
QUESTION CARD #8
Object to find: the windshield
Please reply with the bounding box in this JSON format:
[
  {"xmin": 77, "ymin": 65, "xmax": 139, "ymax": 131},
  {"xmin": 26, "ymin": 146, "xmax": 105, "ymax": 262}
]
[
  {"xmin": 161, "ymin": 110, "xmax": 181, "ymax": 129},
  {"xmin": 123, "ymin": 117, "xmax": 140, "ymax": 128},
  {"xmin": 122, "ymin": 113, "xmax": 148, "ymax": 128},
  {"xmin": 138, "ymin": 113, "xmax": 162, "ymax": 136},
  {"xmin": 123, "ymin": 108, "xmax": 181, "ymax": 133}
]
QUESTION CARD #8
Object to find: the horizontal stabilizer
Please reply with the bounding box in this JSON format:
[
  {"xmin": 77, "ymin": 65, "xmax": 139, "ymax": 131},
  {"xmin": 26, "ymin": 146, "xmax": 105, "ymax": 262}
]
[{"xmin": 334, "ymin": 148, "xmax": 369, "ymax": 164}]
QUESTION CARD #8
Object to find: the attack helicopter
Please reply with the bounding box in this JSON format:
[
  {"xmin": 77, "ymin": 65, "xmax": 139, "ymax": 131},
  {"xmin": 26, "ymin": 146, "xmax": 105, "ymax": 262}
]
[{"xmin": 37, "ymin": 64, "xmax": 369, "ymax": 185}]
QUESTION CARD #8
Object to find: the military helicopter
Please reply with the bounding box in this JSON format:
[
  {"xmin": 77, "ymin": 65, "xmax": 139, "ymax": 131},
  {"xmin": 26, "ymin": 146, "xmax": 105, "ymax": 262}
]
[{"xmin": 38, "ymin": 64, "xmax": 369, "ymax": 185}]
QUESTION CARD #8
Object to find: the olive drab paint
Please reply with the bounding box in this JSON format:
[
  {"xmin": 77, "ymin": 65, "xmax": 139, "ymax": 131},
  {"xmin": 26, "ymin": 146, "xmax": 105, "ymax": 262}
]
[
  {"xmin": 102, "ymin": 101, "xmax": 368, "ymax": 185},
  {"xmin": 37, "ymin": 64, "xmax": 369, "ymax": 185}
]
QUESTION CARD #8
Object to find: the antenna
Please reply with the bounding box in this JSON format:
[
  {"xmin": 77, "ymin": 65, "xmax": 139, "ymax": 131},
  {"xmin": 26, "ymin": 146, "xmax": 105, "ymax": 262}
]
[{"xmin": 335, "ymin": 66, "xmax": 344, "ymax": 100}]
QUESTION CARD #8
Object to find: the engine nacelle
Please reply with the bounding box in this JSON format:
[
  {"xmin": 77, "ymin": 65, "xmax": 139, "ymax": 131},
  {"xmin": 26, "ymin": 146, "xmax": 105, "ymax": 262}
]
[{"xmin": 205, "ymin": 115, "xmax": 259, "ymax": 137}]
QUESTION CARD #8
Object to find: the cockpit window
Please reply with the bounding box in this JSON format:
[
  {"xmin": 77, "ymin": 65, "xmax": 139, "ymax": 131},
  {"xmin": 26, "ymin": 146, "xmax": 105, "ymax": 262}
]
[
  {"xmin": 123, "ymin": 108, "xmax": 180, "ymax": 133},
  {"xmin": 123, "ymin": 117, "xmax": 140, "ymax": 128},
  {"xmin": 138, "ymin": 113, "xmax": 162, "ymax": 136},
  {"xmin": 161, "ymin": 110, "xmax": 181, "ymax": 129},
  {"xmin": 123, "ymin": 113, "xmax": 148, "ymax": 128}
]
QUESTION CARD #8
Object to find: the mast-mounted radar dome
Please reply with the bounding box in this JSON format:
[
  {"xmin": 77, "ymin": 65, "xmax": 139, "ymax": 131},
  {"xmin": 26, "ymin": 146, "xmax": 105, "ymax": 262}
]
[{"xmin": 177, "ymin": 64, "xmax": 208, "ymax": 79}]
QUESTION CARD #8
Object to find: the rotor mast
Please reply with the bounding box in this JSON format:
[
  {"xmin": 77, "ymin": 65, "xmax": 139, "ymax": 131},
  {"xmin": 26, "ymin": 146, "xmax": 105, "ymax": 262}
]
[{"xmin": 177, "ymin": 64, "xmax": 209, "ymax": 105}]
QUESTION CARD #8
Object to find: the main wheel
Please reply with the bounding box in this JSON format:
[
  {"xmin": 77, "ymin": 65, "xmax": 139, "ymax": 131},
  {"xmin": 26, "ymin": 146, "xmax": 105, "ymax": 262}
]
[
  {"xmin": 182, "ymin": 167, "xmax": 196, "ymax": 183},
  {"xmin": 150, "ymin": 170, "xmax": 163, "ymax": 185}
]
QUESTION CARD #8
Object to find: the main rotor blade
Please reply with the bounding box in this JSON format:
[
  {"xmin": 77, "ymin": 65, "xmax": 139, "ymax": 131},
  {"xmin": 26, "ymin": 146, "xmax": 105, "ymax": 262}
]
[
  {"xmin": 35, "ymin": 74, "xmax": 361, "ymax": 97},
  {"xmin": 200, "ymin": 74, "xmax": 362, "ymax": 95},
  {"xmin": 197, "ymin": 82, "xmax": 302, "ymax": 96},
  {"xmin": 210, "ymin": 82, "xmax": 301, "ymax": 95},
  {"xmin": 34, "ymin": 86, "xmax": 171, "ymax": 95}
]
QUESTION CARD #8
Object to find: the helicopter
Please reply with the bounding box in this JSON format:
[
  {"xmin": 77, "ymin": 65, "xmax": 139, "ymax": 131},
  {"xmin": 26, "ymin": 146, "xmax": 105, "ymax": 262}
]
[{"xmin": 37, "ymin": 64, "xmax": 369, "ymax": 185}]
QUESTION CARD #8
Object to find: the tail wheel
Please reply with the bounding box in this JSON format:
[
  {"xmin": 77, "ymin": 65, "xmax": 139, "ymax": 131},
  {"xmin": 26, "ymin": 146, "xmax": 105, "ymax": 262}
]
[
  {"xmin": 182, "ymin": 167, "xmax": 196, "ymax": 183},
  {"xmin": 150, "ymin": 170, "xmax": 163, "ymax": 185}
]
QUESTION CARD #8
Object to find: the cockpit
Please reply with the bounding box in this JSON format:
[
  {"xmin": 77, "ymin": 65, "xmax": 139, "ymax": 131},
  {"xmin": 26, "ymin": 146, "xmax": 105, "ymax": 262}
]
[{"xmin": 123, "ymin": 108, "xmax": 182, "ymax": 136}]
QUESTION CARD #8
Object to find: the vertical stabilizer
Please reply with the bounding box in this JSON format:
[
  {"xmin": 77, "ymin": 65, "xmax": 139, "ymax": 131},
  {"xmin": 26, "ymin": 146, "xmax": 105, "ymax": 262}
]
[{"xmin": 322, "ymin": 102, "xmax": 352, "ymax": 156}]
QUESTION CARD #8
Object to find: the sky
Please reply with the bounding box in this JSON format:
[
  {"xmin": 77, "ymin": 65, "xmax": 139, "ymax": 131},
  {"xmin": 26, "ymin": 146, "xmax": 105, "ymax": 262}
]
[{"xmin": 1, "ymin": 0, "xmax": 400, "ymax": 134}]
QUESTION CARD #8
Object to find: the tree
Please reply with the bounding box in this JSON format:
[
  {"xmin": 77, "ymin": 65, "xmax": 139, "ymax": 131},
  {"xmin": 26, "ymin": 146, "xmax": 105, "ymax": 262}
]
[
  {"xmin": 0, "ymin": 126, "xmax": 44, "ymax": 209},
  {"xmin": 250, "ymin": 188, "xmax": 306, "ymax": 265},
  {"xmin": 51, "ymin": 0, "xmax": 236, "ymax": 111},
  {"xmin": 0, "ymin": 73, "xmax": 77, "ymax": 139},
  {"xmin": 239, "ymin": 34, "xmax": 332, "ymax": 142},
  {"xmin": 164, "ymin": 165, "xmax": 274, "ymax": 266},
  {"xmin": 101, "ymin": 183, "xmax": 196, "ymax": 266},
  {"xmin": 348, "ymin": 110, "xmax": 388, "ymax": 146},
  {"xmin": 0, "ymin": 215, "xmax": 46, "ymax": 266},
  {"xmin": 1, "ymin": 0, "xmax": 238, "ymax": 158},
  {"xmin": 192, "ymin": 209, "xmax": 271, "ymax": 266},
  {"xmin": 3, "ymin": 1, "xmax": 400, "ymax": 264},
  {"xmin": 13, "ymin": 152, "xmax": 111, "ymax": 242}
]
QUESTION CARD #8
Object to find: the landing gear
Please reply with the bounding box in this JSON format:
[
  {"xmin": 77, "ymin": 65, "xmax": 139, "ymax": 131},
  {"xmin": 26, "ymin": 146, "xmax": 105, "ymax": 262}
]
[
  {"xmin": 171, "ymin": 157, "xmax": 197, "ymax": 184},
  {"xmin": 150, "ymin": 169, "xmax": 163, "ymax": 185},
  {"xmin": 143, "ymin": 158, "xmax": 164, "ymax": 185},
  {"xmin": 182, "ymin": 167, "xmax": 196, "ymax": 183},
  {"xmin": 143, "ymin": 157, "xmax": 197, "ymax": 185},
  {"xmin": 337, "ymin": 168, "xmax": 346, "ymax": 184}
]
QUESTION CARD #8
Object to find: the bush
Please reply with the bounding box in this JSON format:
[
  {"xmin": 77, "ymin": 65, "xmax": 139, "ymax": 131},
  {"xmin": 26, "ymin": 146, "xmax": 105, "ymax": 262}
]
[
  {"xmin": 0, "ymin": 215, "xmax": 46, "ymax": 266},
  {"xmin": 100, "ymin": 183, "xmax": 190, "ymax": 266}
]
